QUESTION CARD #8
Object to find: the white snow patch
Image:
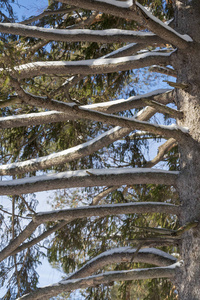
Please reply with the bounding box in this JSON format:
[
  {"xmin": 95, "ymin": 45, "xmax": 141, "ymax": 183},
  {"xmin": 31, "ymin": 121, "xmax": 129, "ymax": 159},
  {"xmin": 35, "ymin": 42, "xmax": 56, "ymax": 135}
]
[
  {"xmin": 95, "ymin": 0, "xmax": 133, "ymax": 8},
  {"xmin": 157, "ymin": 123, "xmax": 189, "ymax": 133}
]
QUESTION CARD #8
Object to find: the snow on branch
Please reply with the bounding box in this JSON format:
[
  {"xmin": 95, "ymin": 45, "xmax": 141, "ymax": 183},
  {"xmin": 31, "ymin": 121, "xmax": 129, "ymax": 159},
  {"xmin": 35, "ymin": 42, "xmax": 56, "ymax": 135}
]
[
  {"xmin": 0, "ymin": 168, "xmax": 179, "ymax": 195},
  {"xmin": 0, "ymin": 127, "xmax": 126, "ymax": 175},
  {"xmin": 7, "ymin": 52, "xmax": 172, "ymax": 80},
  {"xmin": 0, "ymin": 89, "xmax": 173, "ymax": 129},
  {"xmin": 57, "ymin": 0, "xmax": 192, "ymax": 48},
  {"xmin": 12, "ymin": 84, "xmax": 187, "ymax": 143},
  {"xmin": 0, "ymin": 23, "xmax": 164, "ymax": 44},
  {"xmin": 17, "ymin": 262, "xmax": 181, "ymax": 300},
  {"xmin": 33, "ymin": 202, "xmax": 180, "ymax": 223},
  {"xmin": 67, "ymin": 247, "xmax": 177, "ymax": 280},
  {"xmin": 0, "ymin": 90, "xmax": 176, "ymax": 176},
  {"xmin": 135, "ymin": 2, "xmax": 192, "ymax": 49}
]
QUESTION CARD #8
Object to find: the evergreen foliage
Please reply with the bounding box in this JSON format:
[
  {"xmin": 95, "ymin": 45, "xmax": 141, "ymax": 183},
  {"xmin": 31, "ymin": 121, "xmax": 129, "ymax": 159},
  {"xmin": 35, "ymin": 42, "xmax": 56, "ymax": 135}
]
[{"xmin": 0, "ymin": 0, "xmax": 197, "ymax": 299}]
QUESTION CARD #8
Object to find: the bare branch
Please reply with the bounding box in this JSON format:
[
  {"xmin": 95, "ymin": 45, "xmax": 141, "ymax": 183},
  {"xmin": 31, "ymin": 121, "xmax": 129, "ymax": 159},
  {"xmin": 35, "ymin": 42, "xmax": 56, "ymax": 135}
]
[
  {"xmin": 0, "ymin": 97, "xmax": 23, "ymax": 108},
  {"xmin": 17, "ymin": 263, "xmax": 180, "ymax": 300},
  {"xmin": 10, "ymin": 220, "xmax": 69, "ymax": 257},
  {"xmin": 19, "ymin": 195, "xmax": 36, "ymax": 214},
  {"xmin": 7, "ymin": 202, "xmax": 180, "ymax": 257},
  {"xmin": 126, "ymin": 237, "xmax": 180, "ymax": 247},
  {"xmin": 20, "ymin": 7, "xmax": 75, "ymax": 25},
  {"xmin": 69, "ymin": 11, "xmax": 100, "ymax": 29},
  {"xmin": 0, "ymin": 221, "xmax": 38, "ymax": 262},
  {"xmin": 0, "ymin": 168, "xmax": 178, "ymax": 195},
  {"xmin": 142, "ymin": 99, "xmax": 183, "ymax": 119},
  {"xmin": 144, "ymin": 138, "xmax": 177, "ymax": 168},
  {"xmin": 92, "ymin": 186, "xmax": 118, "ymax": 205},
  {"xmin": 23, "ymin": 40, "xmax": 49, "ymax": 58},
  {"xmin": 149, "ymin": 66, "xmax": 177, "ymax": 77}
]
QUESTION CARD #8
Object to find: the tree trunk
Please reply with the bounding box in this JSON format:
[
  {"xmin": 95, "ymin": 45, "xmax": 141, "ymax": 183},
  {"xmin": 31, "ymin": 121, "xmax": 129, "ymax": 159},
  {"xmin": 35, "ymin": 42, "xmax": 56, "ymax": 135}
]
[{"xmin": 174, "ymin": 1, "xmax": 200, "ymax": 298}]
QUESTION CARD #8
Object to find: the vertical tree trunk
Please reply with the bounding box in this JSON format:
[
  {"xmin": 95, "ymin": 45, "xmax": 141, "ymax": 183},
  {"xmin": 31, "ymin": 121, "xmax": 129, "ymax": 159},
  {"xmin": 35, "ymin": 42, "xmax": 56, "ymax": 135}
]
[{"xmin": 174, "ymin": 0, "xmax": 200, "ymax": 298}]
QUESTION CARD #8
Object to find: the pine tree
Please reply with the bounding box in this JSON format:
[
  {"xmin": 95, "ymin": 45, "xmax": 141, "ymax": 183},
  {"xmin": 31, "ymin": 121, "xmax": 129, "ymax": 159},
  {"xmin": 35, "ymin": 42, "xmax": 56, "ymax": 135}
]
[{"xmin": 0, "ymin": 0, "xmax": 199, "ymax": 299}]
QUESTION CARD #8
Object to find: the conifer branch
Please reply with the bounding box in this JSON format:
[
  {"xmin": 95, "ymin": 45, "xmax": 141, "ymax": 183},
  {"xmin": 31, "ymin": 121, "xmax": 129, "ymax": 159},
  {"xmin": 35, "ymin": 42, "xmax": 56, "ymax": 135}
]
[
  {"xmin": 17, "ymin": 263, "xmax": 179, "ymax": 300},
  {"xmin": 11, "ymin": 82, "xmax": 187, "ymax": 142},
  {"xmin": 142, "ymin": 99, "xmax": 183, "ymax": 119},
  {"xmin": 0, "ymin": 168, "xmax": 179, "ymax": 195},
  {"xmin": 0, "ymin": 90, "xmax": 175, "ymax": 176},
  {"xmin": 19, "ymin": 7, "xmax": 75, "ymax": 25},
  {"xmin": 66, "ymin": 247, "xmax": 176, "ymax": 280},
  {"xmin": 0, "ymin": 23, "xmax": 165, "ymax": 44},
  {"xmin": 144, "ymin": 138, "xmax": 177, "ymax": 168},
  {"xmin": 149, "ymin": 66, "xmax": 177, "ymax": 77},
  {"xmin": 3, "ymin": 52, "xmax": 172, "ymax": 80},
  {"xmin": 57, "ymin": 0, "xmax": 192, "ymax": 48},
  {"xmin": 0, "ymin": 221, "xmax": 38, "ymax": 263}
]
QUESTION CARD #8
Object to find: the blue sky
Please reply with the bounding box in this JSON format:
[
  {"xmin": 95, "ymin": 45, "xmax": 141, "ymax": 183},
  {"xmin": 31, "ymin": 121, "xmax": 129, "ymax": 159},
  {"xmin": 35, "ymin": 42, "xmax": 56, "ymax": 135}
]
[{"xmin": 11, "ymin": 0, "xmax": 48, "ymax": 21}]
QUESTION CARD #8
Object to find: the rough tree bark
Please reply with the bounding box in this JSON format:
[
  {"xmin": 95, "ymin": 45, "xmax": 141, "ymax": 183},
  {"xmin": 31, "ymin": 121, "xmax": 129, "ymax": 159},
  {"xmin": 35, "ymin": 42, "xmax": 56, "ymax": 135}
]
[{"xmin": 172, "ymin": 1, "xmax": 200, "ymax": 298}]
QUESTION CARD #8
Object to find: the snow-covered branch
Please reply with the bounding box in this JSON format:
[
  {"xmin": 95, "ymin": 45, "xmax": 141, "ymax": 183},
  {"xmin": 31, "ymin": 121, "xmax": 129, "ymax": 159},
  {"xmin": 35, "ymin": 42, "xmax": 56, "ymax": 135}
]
[
  {"xmin": 135, "ymin": 2, "xmax": 192, "ymax": 49},
  {"xmin": 0, "ymin": 119, "xmax": 185, "ymax": 176},
  {"xmin": 3, "ymin": 202, "xmax": 179, "ymax": 259},
  {"xmin": 33, "ymin": 202, "xmax": 180, "ymax": 223},
  {"xmin": 7, "ymin": 52, "xmax": 172, "ymax": 80},
  {"xmin": 57, "ymin": 0, "xmax": 192, "ymax": 48},
  {"xmin": 0, "ymin": 89, "xmax": 173, "ymax": 129},
  {"xmin": 12, "ymin": 84, "xmax": 187, "ymax": 143},
  {"xmin": 67, "ymin": 247, "xmax": 177, "ymax": 280},
  {"xmin": 0, "ymin": 90, "xmax": 176, "ymax": 176},
  {"xmin": 0, "ymin": 23, "xmax": 165, "ymax": 44},
  {"xmin": 0, "ymin": 168, "xmax": 179, "ymax": 195},
  {"xmin": 17, "ymin": 262, "xmax": 180, "ymax": 300}
]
